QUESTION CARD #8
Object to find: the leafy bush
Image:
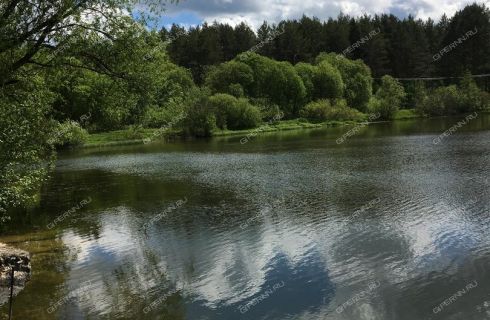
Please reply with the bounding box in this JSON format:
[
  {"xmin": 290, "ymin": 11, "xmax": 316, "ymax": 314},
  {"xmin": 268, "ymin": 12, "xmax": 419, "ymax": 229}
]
[
  {"xmin": 403, "ymin": 81, "xmax": 428, "ymax": 109},
  {"xmin": 480, "ymin": 91, "xmax": 490, "ymax": 110},
  {"xmin": 367, "ymin": 97, "xmax": 383, "ymax": 117},
  {"xmin": 185, "ymin": 111, "xmax": 216, "ymax": 138},
  {"xmin": 235, "ymin": 99, "xmax": 262, "ymax": 129},
  {"xmin": 184, "ymin": 105, "xmax": 216, "ymax": 137},
  {"xmin": 182, "ymin": 91, "xmax": 217, "ymax": 137},
  {"xmin": 326, "ymin": 99, "xmax": 365, "ymax": 120},
  {"xmin": 124, "ymin": 125, "xmax": 145, "ymax": 140},
  {"xmin": 415, "ymin": 74, "xmax": 489, "ymax": 116},
  {"xmin": 458, "ymin": 73, "xmax": 488, "ymax": 112},
  {"xmin": 207, "ymin": 94, "xmax": 239, "ymax": 129},
  {"xmin": 417, "ymin": 85, "xmax": 460, "ymax": 116},
  {"xmin": 251, "ymin": 98, "xmax": 283, "ymax": 121},
  {"xmin": 369, "ymin": 75, "xmax": 406, "ymax": 120},
  {"xmin": 52, "ymin": 121, "xmax": 89, "ymax": 148},
  {"xmin": 142, "ymin": 107, "xmax": 175, "ymax": 128},
  {"xmin": 300, "ymin": 100, "xmax": 331, "ymax": 121},
  {"xmin": 208, "ymin": 93, "xmax": 261, "ymax": 130},
  {"xmin": 142, "ymin": 96, "xmax": 187, "ymax": 128},
  {"xmin": 300, "ymin": 99, "xmax": 363, "ymax": 121}
]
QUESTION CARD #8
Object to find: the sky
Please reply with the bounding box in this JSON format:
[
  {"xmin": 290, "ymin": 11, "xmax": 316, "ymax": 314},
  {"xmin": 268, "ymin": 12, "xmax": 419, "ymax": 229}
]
[{"xmin": 156, "ymin": 0, "xmax": 488, "ymax": 30}]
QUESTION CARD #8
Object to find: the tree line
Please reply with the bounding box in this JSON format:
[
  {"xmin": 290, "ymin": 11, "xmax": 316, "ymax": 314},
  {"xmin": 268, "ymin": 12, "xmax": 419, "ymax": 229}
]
[{"xmin": 163, "ymin": 3, "xmax": 490, "ymax": 83}]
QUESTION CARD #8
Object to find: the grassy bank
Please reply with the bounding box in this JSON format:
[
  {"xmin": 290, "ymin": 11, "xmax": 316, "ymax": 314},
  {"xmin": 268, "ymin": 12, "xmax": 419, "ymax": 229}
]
[
  {"xmin": 84, "ymin": 129, "xmax": 152, "ymax": 147},
  {"xmin": 212, "ymin": 119, "xmax": 359, "ymax": 137},
  {"xmin": 84, "ymin": 119, "xmax": 363, "ymax": 147},
  {"xmin": 84, "ymin": 128, "xmax": 182, "ymax": 148},
  {"xmin": 392, "ymin": 109, "xmax": 421, "ymax": 120},
  {"xmin": 83, "ymin": 109, "xmax": 424, "ymax": 148}
]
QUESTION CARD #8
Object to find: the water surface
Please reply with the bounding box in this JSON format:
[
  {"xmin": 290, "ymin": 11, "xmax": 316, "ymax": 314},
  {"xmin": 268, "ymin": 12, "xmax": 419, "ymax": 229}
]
[{"xmin": 2, "ymin": 115, "xmax": 490, "ymax": 320}]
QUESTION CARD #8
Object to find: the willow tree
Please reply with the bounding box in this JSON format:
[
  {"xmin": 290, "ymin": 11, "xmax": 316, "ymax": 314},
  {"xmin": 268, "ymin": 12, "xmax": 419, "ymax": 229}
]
[
  {"xmin": 316, "ymin": 52, "xmax": 373, "ymax": 112},
  {"xmin": 0, "ymin": 0, "xmax": 175, "ymax": 221}
]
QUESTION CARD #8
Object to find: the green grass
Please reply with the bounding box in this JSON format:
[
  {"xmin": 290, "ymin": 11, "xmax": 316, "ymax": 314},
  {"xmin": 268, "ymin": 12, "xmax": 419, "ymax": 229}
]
[
  {"xmin": 85, "ymin": 128, "xmax": 154, "ymax": 147},
  {"xmin": 213, "ymin": 119, "xmax": 318, "ymax": 137},
  {"xmin": 84, "ymin": 127, "xmax": 184, "ymax": 147},
  {"xmin": 393, "ymin": 109, "xmax": 422, "ymax": 120},
  {"xmin": 83, "ymin": 118, "xmax": 372, "ymax": 147},
  {"xmin": 212, "ymin": 119, "xmax": 359, "ymax": 137}
]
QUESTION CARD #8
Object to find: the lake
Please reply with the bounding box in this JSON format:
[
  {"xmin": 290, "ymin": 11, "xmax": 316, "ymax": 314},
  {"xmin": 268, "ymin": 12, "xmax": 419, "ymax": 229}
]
[{"xmin": 1, "ymin": 114, "xmax": 490, "ymax": 320}]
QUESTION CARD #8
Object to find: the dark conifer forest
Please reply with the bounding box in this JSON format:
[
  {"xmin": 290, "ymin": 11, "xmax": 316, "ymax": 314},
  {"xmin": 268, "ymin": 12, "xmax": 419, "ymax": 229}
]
[{"xmin": 163, "ymin": 3, "xmax": 490, "ymax": 83}]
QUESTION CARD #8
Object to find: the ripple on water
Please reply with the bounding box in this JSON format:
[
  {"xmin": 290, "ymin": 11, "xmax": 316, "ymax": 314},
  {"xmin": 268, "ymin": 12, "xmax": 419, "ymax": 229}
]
[{"xmin": 5, "ymin": 120, "xmax": 490, "ymax": 320}]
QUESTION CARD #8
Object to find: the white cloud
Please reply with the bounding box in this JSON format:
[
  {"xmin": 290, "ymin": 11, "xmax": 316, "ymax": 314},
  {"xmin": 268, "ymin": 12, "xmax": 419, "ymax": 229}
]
[{"xmin": 164, "ymin": 0, "xmax": 487, "ymax": 30}]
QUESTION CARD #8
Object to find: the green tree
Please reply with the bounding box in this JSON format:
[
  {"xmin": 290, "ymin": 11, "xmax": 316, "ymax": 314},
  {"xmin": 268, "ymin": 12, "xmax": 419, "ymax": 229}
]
[
  {"xmin": 313, "ymin": 61, "xmax": 344, "ymax": 99},
  {"xmin": 236, "ymin": 53, "xmax": 306, "ymax": 117},
  {"xmin": 458, "ymin": 72, "xmax": 487, "ymax": 112},
  {"xmin": 417, "ymin": 86, "xmax": 460, "ymax": 116},
  {"xmin": 294, "ymin": 62, "xmax": 316, "ymax": 102},
  {"xmin": 0, "ymin": 0, "xmax": 176, "ymax": 220},
  {"xmin": 204, "ymin": 61, "xmax": 254, "ymax": 96},
  {"xmin": 369, "ymin": 75, "xmax": 406, "ymax": 119},
  {"xmin": 403, "ymin": 81, "xmax": 428, "ymax": 109},
  {"xmin": 208, "ymin": 94, "xmax": 261, "ymax": 130},
  {"xmin": 46, "ymin": 30, "xmax": 193, "ymax": 130},
  {"xmin": 0, "ymin": 77, "xmax": 55, "ymax": 221},
  {"xmin": 316, "ymin": 53, "xmax": 373, "ymax": 111},
  {"xmin": 163, "ymin": 4, "xmax": 490, "ymax": 80},
  {"xmin": 437, "ymin": 4, "xmax": 490, "ymax": 76}
]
